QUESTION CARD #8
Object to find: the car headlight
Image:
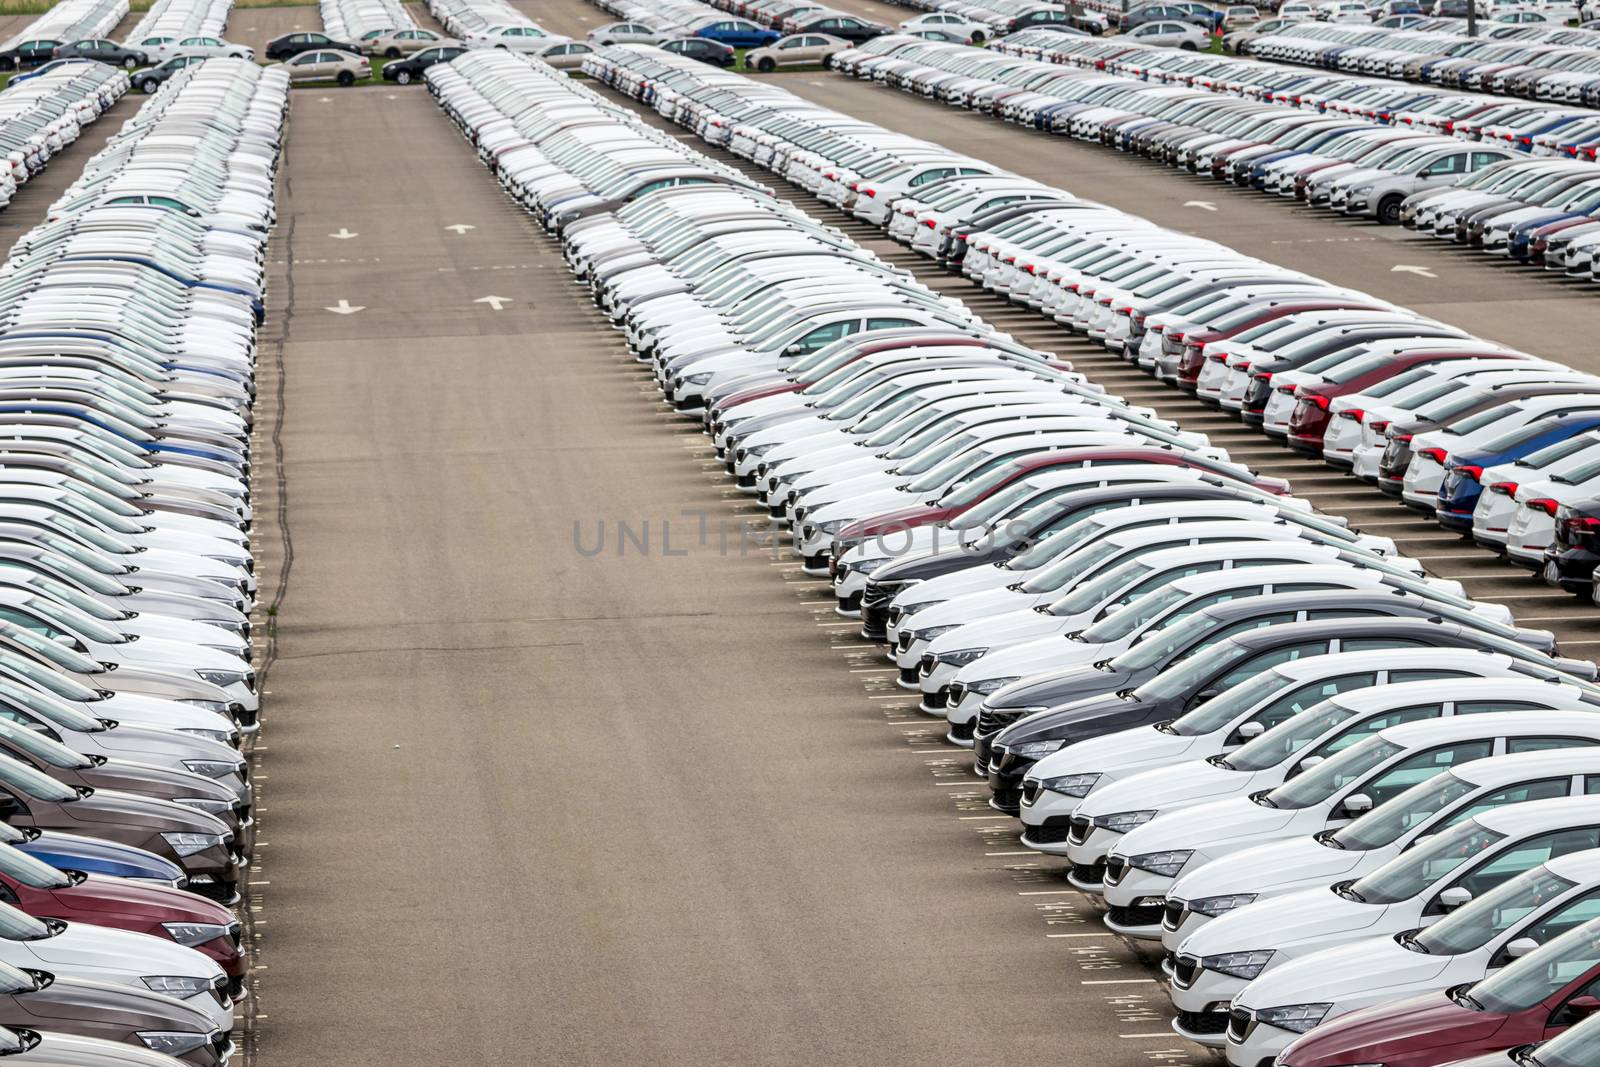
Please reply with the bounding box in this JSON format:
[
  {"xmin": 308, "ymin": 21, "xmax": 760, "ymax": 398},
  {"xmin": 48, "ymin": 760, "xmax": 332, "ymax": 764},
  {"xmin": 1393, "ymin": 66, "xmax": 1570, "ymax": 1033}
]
[
  {"xmin": 195, "ymin": 669, "xmax": 245, "ymax": 688},
  {"xmin": 1189, "ymin": 892, "xmax": 1257, "ymax": 917},
  {"xmin": 1093, "ymin": 809, "xmax": 1158, "ymax": 834},
  {"xmin": 141, "ymin": 975, "xmax": 211, "ymax": 997},
  {"xmin": 1039, "ymin": 772, "xmax": 1100, "ymax": 797},
  {"xmin": 1201, "ymin": 948, "xmax": 1276, "ymax": 980},
  {"xmin": 850, "ymin": 557, "xmax": 889, "ymax": 575},
  {"xmin": 172, "ymin": 797, "xmax": 235, "ymax": 816},
  {"xmin": 915, "ymin": 624, "xmax": 961, "ymax": 642},
  {"xmin": 177, "ymin": 699, "xmax": 230, "ymax": 713},
  {"xmin": 967, "ymin": 675, "xmax": 1021, "ymax": 695},
  {"xmin": 1010, "ymin": 739, "xmax": 1065, "ymax": 760},
  {"xmin": 1255, "ymin": 1002, "xmax": 1332, "ymax": 1034},
  {"xmin": 814, "ymin": 519, "xmax": 846, "ymax": 535},
  {"xmin": 161, "ymin": 832, "xmax": 225, "ymax": 857},
  {"xmin": 936, "ymin": 647, "xmax": 988, "ymax": 667},
  {"xmin": 896, "ymin": 598, "xmax": 942, "ymax": 618},
  {"xmin": 182, "ymin": 759, "xmax": 244, "ymax": 779},
  {"xmin": 1347, "ymin": 183, "xmax": 1376, "ymax": 197},
  {"xmin": 161, "ymin": 922, "xmax": 233, "ymax": 947},
  {"xmin": 176, "ymin": 727, "xmax": 237, "ymax": 746},
  {"xmin": 138, "ymin": 1031, "xmax": 212, "ymax": 1055},
  {"xmin": 1127, "ymin": 849, "xmax": 1193, "ymax": 878},
  {"xmin": 682, "ymin": 371, "xmax": 714, "ymax": 386}
]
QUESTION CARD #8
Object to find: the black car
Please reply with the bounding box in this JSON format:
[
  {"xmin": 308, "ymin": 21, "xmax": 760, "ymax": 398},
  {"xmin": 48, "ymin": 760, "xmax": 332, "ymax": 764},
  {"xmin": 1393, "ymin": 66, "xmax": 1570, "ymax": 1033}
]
[
  {"xmin": 133, "ymin": 55, "xmax": 204, "ymax": 94},
  {"xmin": 1545, "ymin": 498, "xmax": 1600, "ymax": 595},
  {"xmin": 381, "ymin": 45, "xmax": 465, "ymax": 83},
  {"xmin": 659, "ymin": 36, "xmax": 736, "ymax": 66},
  {"xmin": 0, "ymin": 39, "xmax": 61, "ymax": 71},
  {"xmin": 791, "ymin": 15, "xmax": 890, "ymax": 42},
  {"xmin": 264, "ymin": 31, "xmax": 360, "ymax": 60},
  {"xmin": 1005, "ymin": 8, "xmax": 1102, "ymax": 34},
  {"xmin": 973, "ymin": 608, "xmax": 1592, "ymax": 811},
  {"xmin": 52, "ymin": 39, "xmax": 146, "ymax": 68}
]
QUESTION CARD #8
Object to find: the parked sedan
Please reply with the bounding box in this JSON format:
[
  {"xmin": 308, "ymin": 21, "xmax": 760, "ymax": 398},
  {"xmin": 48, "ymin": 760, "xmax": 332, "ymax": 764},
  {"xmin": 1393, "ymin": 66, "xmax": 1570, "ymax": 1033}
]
[
  {"xmin": 533, "ymin": 40, "xmax": 596, "ymax": 69},
  {"xmin": 658, "ymin": 37, "xmax": 738, "ymax": 65},
  {"xmin": 277, "ymin": 49, "xmax": 370, "ymax": 85},
  {"xmin": 131, "ymin": 56, "xmax": 205, "ymax": 95},
  {"xmin": 359, "ymin": 27, "xmax": 452, "ymax": 57},
  {"xmin": 382, "ymin": 45, "xmax": 466, "ymax": 83},
  {"xmin": 743, "ymin": 33, "xmax": 850, "ymax": 71},
  {"xmin": 0, "ymin": 41, "xmax": 63, "ymax": 71},
  {"xmin": 263, "ymin": 31, "xmax": 360, "ymax": 60},
  {"xmin": 692, "ymin": 17, "xmax": 781, "ymax": 47},
  {"xmin": 788, "ymin": 14, "xmax": 891, "ymax": 42},
  {"xmin": 1123, "ymin": 19, "xmax": 1216, "ymax": 47},
  {"xmin": 52, "ymin": 40, "xmax": 146, "ymax": 69},
  {"xmin": 586, "ymin": 22, "xmax": 671, "ymax": 46}
]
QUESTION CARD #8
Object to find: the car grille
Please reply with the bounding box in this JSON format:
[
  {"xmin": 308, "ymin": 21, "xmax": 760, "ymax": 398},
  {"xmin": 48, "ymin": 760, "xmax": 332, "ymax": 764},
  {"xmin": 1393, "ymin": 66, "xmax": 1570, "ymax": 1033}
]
[
  {"xmin": 899, "ymin": 665, "xmax": 919, "ymax": 685},
  {"xmin": 227, "ymin": 921, "xmax": 242, "ymax": 950},
  {"xmin": 1172, "ymin": 953, "xmax": 1201, "ymax": 989},
  {"xmin": 886, "ymin": 605, "xmax": 904, "ymax": 627},
  {"xmin": 1163, "ymin": 900, "xmax": 1187, "ymax": 932},
  {"xmin": 1067, "ymin": 814, "xmax": 1093, "ymax": 845},
  {"xmin": 1071, "ymin": 859, "xmax": 1106, "ymax": 885},
  {"xmin": 1177, "ymin": 1009, "xmax": 1230, "ymax": 1036},
  {"xmin": 948, "ymin": 719, "xmax": 973, "ymax": 741},
  {"xmin": 896, "ymin": 630, "xmax": 914, "ymax": 653},
  {"xmin": 1027, "ymin": 817, "xmax": 1074, "ymax": 845},
  {"xmin": 1104, "ymin": 855, "xmax": 1128, "ymax": 887},
  {"xmin": 975, "ymin": 707, "xmax": 1020, "ymax": 737},
  {"xmin": 946, "ymin": 682, "xmax": 967, "ymax": 707},
  {"xmin": 918, "ymin": 653, "xmax": 936, "ymax": 677},
  {"xmin": 1021, "ymin": 779, "xmax": 1041, "ymax": 805},
  {"xmin": 923, "ymin": 686, "xmax": 948, "ymax": 710},
  {"xmin": 1108, "ymin": 902, "xmax": 1163, "ymax": 928},
  {"xmin": 1227, "ymin": 1007, "xmax": 1254, "ymax": 1043},
  {"xmin": 973, "ymin": 750, "xmax": 990, "ymax": 777}
]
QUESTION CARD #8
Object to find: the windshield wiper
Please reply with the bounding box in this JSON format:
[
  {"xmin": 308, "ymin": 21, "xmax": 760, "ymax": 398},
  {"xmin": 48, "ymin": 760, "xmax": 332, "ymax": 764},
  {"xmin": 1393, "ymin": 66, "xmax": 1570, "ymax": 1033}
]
[
  {"xmin": 1154, "ymin": 718, "xmax": 1176, "ymax": 734},
  {"xmin": 1396, "ymin": 929, "xmax": 1430, "ymax": 955},
  {"xmin": 1249, "ymin": 789, "xmax": 1278, "ymax": 809},
  {"xmin": 1333, "ymin": 879, "xmax": 1366, "ymax": 903},
  {"xmin": 1207, "ymin": 754, "xmax": 1234, "ymax": 770},
  {"xmin": 1449, "ymin": 984, "xmax": 1485, "ymax": 1011},
  {"xmin": 1313, "ymin": 828, "xmax": 1346, "ymax": 849}
]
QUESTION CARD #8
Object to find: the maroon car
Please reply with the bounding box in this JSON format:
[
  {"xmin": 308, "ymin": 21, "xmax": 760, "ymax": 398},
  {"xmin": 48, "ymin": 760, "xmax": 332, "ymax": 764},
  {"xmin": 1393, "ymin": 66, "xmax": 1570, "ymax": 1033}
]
[
  {"xmin": 1279, "ymin": 915, "xmax": 1600, "ymax": 1067},
  {"xmin": 0, "ymin": 842, "xmax": 244, "ymax": 983}
]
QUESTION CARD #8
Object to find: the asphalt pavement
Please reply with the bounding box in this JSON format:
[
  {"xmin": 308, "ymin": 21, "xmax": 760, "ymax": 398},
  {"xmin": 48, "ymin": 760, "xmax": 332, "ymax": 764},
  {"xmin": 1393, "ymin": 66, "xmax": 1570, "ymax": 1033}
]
[{"xmin": 248, "ymin": 85, "xmax": 1186, "ymax": 1067}]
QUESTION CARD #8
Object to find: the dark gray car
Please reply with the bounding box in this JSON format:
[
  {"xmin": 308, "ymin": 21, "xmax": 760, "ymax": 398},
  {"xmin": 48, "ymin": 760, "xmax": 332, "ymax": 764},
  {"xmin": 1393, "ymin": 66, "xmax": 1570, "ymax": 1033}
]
[{"xmin": 52, "ymin": 40, "xmax": 146, "ymax": 68}]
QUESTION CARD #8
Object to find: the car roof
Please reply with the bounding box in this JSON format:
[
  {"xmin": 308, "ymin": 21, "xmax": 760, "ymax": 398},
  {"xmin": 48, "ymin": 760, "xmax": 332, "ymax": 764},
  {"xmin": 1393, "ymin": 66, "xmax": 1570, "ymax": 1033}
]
[
  {"xmin": 1475, "ymin": 795, "xmax": 1600, "ymax": 834},
  {"xmin": 1378, "ymin": 710, "xmax": 1600, "ymax": 751},
  {"xmin": 1451, "ymin": 748, "xmax": 1600, "ymax": 789},
  {"xmin": 1329, "ymin": 676, "xmax": 1599, "ymax": 709}
]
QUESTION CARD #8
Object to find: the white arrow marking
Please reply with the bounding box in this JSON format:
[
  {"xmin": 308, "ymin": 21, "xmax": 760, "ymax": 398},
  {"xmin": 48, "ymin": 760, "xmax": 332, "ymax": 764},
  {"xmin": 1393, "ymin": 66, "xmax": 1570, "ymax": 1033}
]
[
  {"xmin": 475, "ymin": 295, "xmax": 512, "ymax": 311},
  {"xmin": 324, "ymin": 299, "xmax": 364, "ymax": 315},
  {"xmin": 445, "ymin": 224, "xmax": 476, "ymax": 235},
  {"xmin": 328, "ymin": 228, "xmax": 358, "ymax": 240},
  {"xmin": 317, "ymin": 96, "xmax": 332, "ymax": 103},
  {"xmin": 1391, "ymin": 264, "xmax": 1437, "ymax": 278},
  {"xmin": 1184, "ymin": 200, "xmax": 1217, "ymax": 211}
]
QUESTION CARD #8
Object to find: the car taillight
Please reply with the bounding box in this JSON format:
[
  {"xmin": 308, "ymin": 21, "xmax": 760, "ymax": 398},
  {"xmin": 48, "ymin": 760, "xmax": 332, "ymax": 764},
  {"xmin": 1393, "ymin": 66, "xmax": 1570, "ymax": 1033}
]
[
  {"xmin": 1253, "ymin": 371, "xmax": 1273, "ymax": 383},
  {"xmin": 1454, "ymin": 464, "xmax": 1484, "ymax": 482},
  {"xmin": 922, "ymin": 218, "xmax": 937, "ymax": 228},
  {"xmin": 1489, "ymin": 481, "xmax": 1519, "ymax": 496},
  {"xmin": 1338, "ymin": 408, "xmax": 1365, "ymax": 421},
  {"xmin": 1561, "ymin": 514, "xmax": 1600, "ymax": 536},
  {"xmin": 1276, "ymin": 382, "xmax": 1298, "ymax": 394},
  {"xmin": 1527, "ymin": 498, "xmax": 1561, "ymax": 517},
  {"xmin": 1208, "ymin": 353, "xmax": 1228, "ymax": 363},
  {"xmin": 1392, "ymin": 433, "xmax": 1413, "ymax": 444},
  {"xmin": 1300, "ymin": 394, "xmax": 1330, "ymax": 411},
  {"xmin": 1170, "ymin": 331, "xmax": 1185, "ymax": 342},
  {"xmin": 863, "ymin": 187, "xmax": 876, "ymax": 197},
  {"xmin": 1418, "ymin": 447, "xmax": 1448, "ymax": 463}
]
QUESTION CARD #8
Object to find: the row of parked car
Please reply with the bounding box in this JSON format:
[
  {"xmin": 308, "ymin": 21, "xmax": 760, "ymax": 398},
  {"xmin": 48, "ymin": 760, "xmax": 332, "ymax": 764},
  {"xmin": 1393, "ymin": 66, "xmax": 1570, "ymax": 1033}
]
[
  {"xmin": 0, "ymin": 53, "xmax": 285, "ymax": 1067},
  {"xmin": 826, "ymin": 31, "xmax": 1600, "ymax": 287},
  {"xmin": 0, "ymin": 0, "xmax": 128, "ymax": 72},
  {"xmin": 319, "ymin": 0, "xmax": 418, "ymax": 46},
  {"xmin": 528, "ymin": 38, "xmax": 1600, "ymax": 1067},
  {"xmin": 1245, "ymin": 19, "xmax": 1600, "ymax": 100},
  {"xmin": 0, "ymin": 62, "xmax": 125, "ymax": 212}
]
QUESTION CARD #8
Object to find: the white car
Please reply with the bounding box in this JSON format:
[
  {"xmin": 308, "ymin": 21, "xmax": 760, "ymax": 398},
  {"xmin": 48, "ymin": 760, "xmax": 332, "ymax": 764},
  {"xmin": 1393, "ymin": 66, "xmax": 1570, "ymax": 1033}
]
[
  {"xmin": 1122, "ymin": 18, "xmax": 1214, "ymax": 46},
  {"xmin": 463, "ymin": 25, "xmax": 567, "ymax": 52},
  {"xmin": 897, "ymin": 12, "xmax": 993, "ymax": 42},
  {"xmin": 1471, "ymin": 429, "xmax": 1600, "ymax": 553},
  {"xmin": 1163, "ymin": 744, "xmax": 1600, "ymax": 957},
  {"xmin": 1229, "ymin": 839, "xmax": 1600, "ymax": 1067},
  {"xmin": 1068, "ymin": 689, "xmax": 1600, "ymax": 896},
  {"xmin": 1402, "ymin": 393, "xmax": 1600, "ymax": 512},
  {"xmin": 165, "ymin": 37, "xmax": 254, "ymax": 61},
  {"xmin": 1019, "ymin": 648, "xmax": 1580, "ymax": 853}
]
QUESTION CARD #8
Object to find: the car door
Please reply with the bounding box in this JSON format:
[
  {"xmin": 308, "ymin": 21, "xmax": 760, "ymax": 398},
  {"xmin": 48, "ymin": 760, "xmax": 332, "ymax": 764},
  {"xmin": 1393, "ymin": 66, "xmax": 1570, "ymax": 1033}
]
[{"xmin": 1443, "ymin": 827, "xmax": 1600, "ymax": 916}]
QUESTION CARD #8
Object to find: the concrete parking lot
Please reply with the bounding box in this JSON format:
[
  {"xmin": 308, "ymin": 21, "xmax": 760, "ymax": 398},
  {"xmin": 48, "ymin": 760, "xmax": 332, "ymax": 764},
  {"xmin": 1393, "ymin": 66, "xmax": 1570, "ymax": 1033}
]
[{"xmin": 250, "ymin": 86, "xmax": 1188, "ymax": 1067}]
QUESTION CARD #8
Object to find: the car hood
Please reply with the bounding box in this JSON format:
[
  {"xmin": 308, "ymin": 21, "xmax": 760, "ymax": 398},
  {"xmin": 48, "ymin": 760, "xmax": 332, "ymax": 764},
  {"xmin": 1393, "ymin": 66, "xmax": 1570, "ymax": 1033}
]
[
  {"xmin": 907, "ymin": 586, "xmax": 1038, "ymax": 636},
  {"xmin": 15, "ymin": 974, "xmax": 216, "ymax": 1033},
  {"xmin": 1182, "ymin": 884, "xmax": 1394, "ymax": 959},
  {"xmin": 983, "ymin": 661, "xmax": 1141, "ymax": 714},
  {"xmin": 950, "ymin": 629, "xmax": 1100, "ymax": 680},
  {"xmin": 1116, "ymin": 794, "xmax": 1302, "ymax": 861},
  {"xmin": 1280, "ymin": 989, "xmax": 1506, "ymax": 1065},
  {"xmin": 22, "ymin": 919, "xmax": 221, "ymax": 978},
  {"xmin": 1026, "ymin": 724, "xmax": 1203, "ymax": 785},
  {"xmin": 1237, "ymin": 933, "xmax": 1455, "ymax": 1012},
  {"xmin": 998, "ymin": 690, "xmax": 1147, "ymax": 746},
  {"xmin": 47, "ymin": 788, "xmax": 228, "ymax": 837},
  {"xmin": 50, "ymin": 872, "xmax": 233, "ymax": 925},
  {"xmin": 890, "ymin": 562, "xmax": 1018, "ymax": 605},
  {"xmin": 1169, "ymin": 833, "xmax": 1373, "ymax": 903},
  {"xmin": 1077, "ymin": 759, "xmax": 1260, "ymax": 820}
]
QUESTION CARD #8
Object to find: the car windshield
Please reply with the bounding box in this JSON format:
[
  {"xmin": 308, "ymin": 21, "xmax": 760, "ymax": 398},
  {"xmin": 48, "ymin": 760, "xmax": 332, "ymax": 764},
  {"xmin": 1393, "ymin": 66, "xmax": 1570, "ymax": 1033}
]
[
  {"xmin": 1467, "ymin": 916, "xmax": 1600, "ymax": 1013},
  {"xmin": 0, "ymin": 622, "xmax": 101, "ymax": 674},
  {"xmin": 1220, "ymin": 700, "xmax": 1359, "ymax": 771},
  {"xmin": 0, "ymin": 679, "xmax": 101, "ymax": 731},
  {"xmin": 1348, "ymin": 822, "xmax": 1506, "ymax": 905},
  {"xmin": 21, "ymin": 597, "xmax": 123, "ymax": 645},
  {"xmin": 932, "ymin": 458, "xmax": 1022, "ymax": 509},
  {"xmin": 0, "ymin": 902, "xmax": 49, "ymax": 942},
  {"xmin": 1264, "ymin": 737, "xmax": 1405, "ymax": 810},
  {"xmin": 1330, "ymin": 770, "xmax": 1479, "ymax": 850},
  {"xmin": 1079, "ymin": 584, "xmax": 1191, "ymax": 642},
  {"xmin": 1167, "ymin": 669, "xmax": 1291, "ymax": 736},
  {"xmin": 1125, "ymin": 621, "xmax": 1240, "ymax": 694},
  {"xmin": 0, "ymin": 843, "xmax": 67, "ymax": 890},
  {"xmin": 1456, "ymin": 871, "xmax": 1598, "ymax": 969},
  {"xmin": 1039, "ymin": 555, "xmax": 1150, "ymax": 606},
  {"xmin": 0, "ymin": 752, "xmax": 76, "ymax": 803},
  {"xmin": 0, "ymin": 961, "xmax": 35, "ymax": 994}
]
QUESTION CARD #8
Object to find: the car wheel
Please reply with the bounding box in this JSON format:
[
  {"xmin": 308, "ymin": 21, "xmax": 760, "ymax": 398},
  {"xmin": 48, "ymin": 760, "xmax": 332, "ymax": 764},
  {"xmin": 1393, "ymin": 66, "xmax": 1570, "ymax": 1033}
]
[
  {"xmin": 970, "ymin": 30, "xmax": 986, "ymax": 42},
  {"xmin": 139, "ymin": 78, "xmax": 157, "ymax": 93},
  {"xmin": 757, "ymin": 56, "xmax": 774, "ymax": 72},
  {"xmin": 395, "ymin": 69, "xmax": 412, "ymax": 84},
  {"xmin": 337, "ymin": 70, "xmax": 354, "ymax": 86},
  {"xmin": 385, "ymin": 47, "xmax": 400, "ymax": 58},
  {"xmin": 0, "ymin": 58, "xmax": 12, "ymax": 72},
  {"xmin": 1180, "ymin": 41, "xmax": 1198, "ymax": 49},
  {"xmin": 1377, "ymin": 195, "xmax": 1404, "ymax": 225},
  {"xmin": 122, "ymin": 55, "xmax": 138, "ymax": 68}
]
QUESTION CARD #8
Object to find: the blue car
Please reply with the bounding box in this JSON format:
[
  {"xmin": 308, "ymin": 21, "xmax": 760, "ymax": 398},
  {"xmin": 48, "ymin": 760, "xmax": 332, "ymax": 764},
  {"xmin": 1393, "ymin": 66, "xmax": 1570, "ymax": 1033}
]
[
  {"xmin": 1437, "ymin": 413, "xmax": 1600, "ymax": 530},
  {"xmin": 691, "ymin": 17, "xmax": 779, "ymax": 48},
  {"xmin": 2, "ymin": 823, "xmax": 186, "ymax": 886}
]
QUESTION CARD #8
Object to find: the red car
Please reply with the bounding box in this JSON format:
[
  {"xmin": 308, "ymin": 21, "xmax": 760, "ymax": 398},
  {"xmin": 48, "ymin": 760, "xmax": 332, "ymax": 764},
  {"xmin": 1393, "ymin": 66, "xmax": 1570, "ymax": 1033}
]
[
  {"xmin": 1278, "ymin": 915, "xmax": 1600, "ymax": 1067},
  {"xmin": 0, "ymin": 843, "xmax": 245, "ymax": 988},
  {"xmin": 1169, "ymin": 300, "xmax": 1386, "ymax": 390}
]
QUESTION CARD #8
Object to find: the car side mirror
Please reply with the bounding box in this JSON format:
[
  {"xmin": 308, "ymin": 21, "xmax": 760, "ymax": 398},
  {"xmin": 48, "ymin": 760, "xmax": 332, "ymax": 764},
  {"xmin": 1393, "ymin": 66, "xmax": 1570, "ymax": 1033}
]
[
  {"xmin": 1506, "ymin": 937, "xmax": 1540, "ymax": 959},
  {"xmin": 1195, "ymin": 687, "xmax": 1221, "ymax": 702},
  {"xmin": 1343, "ymin": 793, "xmax": 1374, "ymax": 815},
  {"xmin": 1439, "ymin": 886, "xmax": 1473, "ymax": 909},
  {"xmin": 1300, "ymin": 755, "xmax": 1325, "ymax": 770},
  {"xmin": 1238, "ymin": 721, "xmax": 1265, "ymax": 739},
  {"xmin": 1565, "ymin": 994, "xmax": 1600, "ymax": 1017},
  {"xmin": 51, "ymin": 635, "xmax": 75, "ymax": 648}
]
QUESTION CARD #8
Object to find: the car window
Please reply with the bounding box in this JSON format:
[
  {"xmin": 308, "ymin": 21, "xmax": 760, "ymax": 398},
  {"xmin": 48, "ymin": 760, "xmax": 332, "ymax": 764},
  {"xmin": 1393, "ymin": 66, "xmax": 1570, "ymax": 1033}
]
[
  {"xmin": 1243, "ymin": 673, "xmax": 1380, "ymax": 740},
  {"xmin": 1212, "ymin": 639, "xmax": 1327, "ymax": 692},
  {"xmin": 1508, "ymin": 737, "xmax": 1600, "ymax": 754},
  {"xmin": 1305, "ymin": 704, "xmax": 1443, "ymax": 761},
  {"xmin": 1423, "ymin": 153, "xmax": 1470, "ymax": 176},
  {"xmin": 1342, "ymin": 637, "xmax": 1433, "ymax": 652},
  {"xmin": 1448, "ymin": 779, "xmax": 1575, "ymax": 827},
  {"xmin": 1391, "ymin": 669, "xmax": 1474, "ymax": 683},
  {"xmin": 1360, "ymin": 741, "xmax": 1495, "ymax": 807},
  {"xmin": 1502, "ymin": 891, "xmax": 1600, "ymax": 965},
  {"xmin": 1454, "ymin": 828, "xmax": 1600, "ymax": 900}
]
